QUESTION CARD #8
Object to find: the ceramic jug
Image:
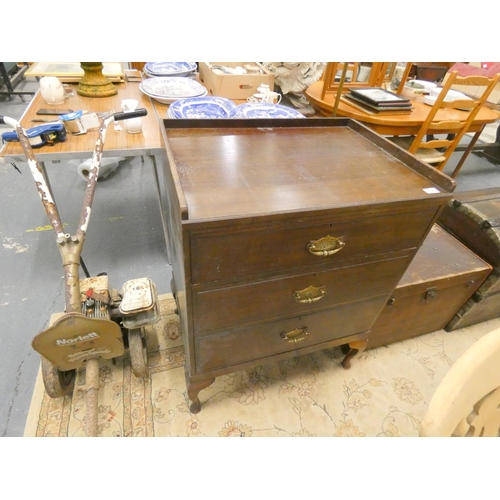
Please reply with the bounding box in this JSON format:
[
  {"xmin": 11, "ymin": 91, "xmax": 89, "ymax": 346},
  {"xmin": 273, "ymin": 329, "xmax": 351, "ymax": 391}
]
[
  {"xmin": 121, "ymin": 99, "xmax": 143, "ymax": 134},
  {"xmin": 257, "ymin": 84, "xmax": 270, "ymax": 96},
  {"xmin": 39, "ymin": 76, "xmax": 65, "ymax": 105},
  {"xmin": 264, "ymin": 92, "xmax": 282, "ymax": 104}
]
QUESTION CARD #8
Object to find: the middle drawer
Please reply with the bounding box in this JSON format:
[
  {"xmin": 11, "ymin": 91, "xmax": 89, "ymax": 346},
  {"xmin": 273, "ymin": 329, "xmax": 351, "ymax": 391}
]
[{"xmin": 193, "ymin": 254, "xmax": 412, "ymax": 335}]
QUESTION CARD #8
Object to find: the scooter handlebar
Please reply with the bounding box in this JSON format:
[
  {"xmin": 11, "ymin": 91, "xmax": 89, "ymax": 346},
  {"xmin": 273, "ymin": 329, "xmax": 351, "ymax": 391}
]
[{"xmin": 113, "ymin": 108, "xmax": 148, "ymax": 122}]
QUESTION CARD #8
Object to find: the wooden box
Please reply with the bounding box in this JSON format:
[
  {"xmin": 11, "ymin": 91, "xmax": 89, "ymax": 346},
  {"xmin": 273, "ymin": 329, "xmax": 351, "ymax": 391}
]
[
  {"xmin": 367, "ymin": 224, "xmax": 492, "ymax": 349},
  {"xmin": 159, "ymin": 117, "xmax": 454, "ymax": 413},
  {"xmin": 438, "ymin": 187, "xmax": 500, "ymax": 330}
]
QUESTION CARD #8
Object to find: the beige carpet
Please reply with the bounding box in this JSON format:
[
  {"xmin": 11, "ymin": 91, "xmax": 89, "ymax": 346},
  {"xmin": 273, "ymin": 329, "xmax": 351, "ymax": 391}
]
[{"xmin": 24, "ymin": 293, "xmax": 500, "ymax": 437}]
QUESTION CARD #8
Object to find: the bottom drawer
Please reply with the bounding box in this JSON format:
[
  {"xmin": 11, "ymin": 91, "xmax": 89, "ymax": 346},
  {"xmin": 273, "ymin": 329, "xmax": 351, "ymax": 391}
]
[{"xmin": 195, "ymin": 297, "xmax": 387, "ymax": 373}]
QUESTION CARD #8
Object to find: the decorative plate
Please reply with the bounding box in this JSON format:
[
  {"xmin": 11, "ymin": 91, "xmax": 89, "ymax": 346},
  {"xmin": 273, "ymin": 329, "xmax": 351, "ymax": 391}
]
[
  {"xmin": 229, "ymin": 103, "xmax": 306, "ymax": 119},
  {"xmin": 168, "ymin": 96, "xmax": 237, "ymax": 119},
  {"xmin": 429, "ymin": 87, "xmax": 473, "ymax": 101},
  {"xmin": 424, "ymin": 89, "xmax": 474, "ymax": 108},
  {"xmin": 149, "ymin": 89, "xmax": 208, "ymax": 105},
  {"xmin": 144, "ymin": 62, "xmax": 197, "ymax": 77},
  {"xmin": 140, "ymin": 77, "xmax": 206, "ymax": 99}
]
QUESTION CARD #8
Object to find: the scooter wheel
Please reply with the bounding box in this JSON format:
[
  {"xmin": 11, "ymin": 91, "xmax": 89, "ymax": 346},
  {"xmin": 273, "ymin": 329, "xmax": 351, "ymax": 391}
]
[
  {"xmin": 128, "ymin": 328, "xmax": 149, "ymax": 378},
  {"xmin": 41, "ymin": 356, "xmax": 76, "ymax": 398}
]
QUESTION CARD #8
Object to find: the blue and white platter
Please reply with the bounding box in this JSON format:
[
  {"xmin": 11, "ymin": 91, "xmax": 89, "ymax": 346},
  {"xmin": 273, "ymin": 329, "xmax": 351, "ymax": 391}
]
[
  {"xmin": 229, "ymin": 103, "xmax": 306, "ymax": 119},
  {"xmin": 144, "ymin": 62, "xmax": 197, "ymax": 77},
  {"xmin": 168, "ymin": 96, "xmax": 237, "ymax": 119},
  {"xmin": 140, "ymin": 77, "xmax": 207, "ymax": 104}
]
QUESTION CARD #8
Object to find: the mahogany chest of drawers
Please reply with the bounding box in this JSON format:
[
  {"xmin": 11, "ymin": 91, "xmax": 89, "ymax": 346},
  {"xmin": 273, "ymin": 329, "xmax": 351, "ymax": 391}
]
[{"xmin": 159, "ymin": 118, "xmax": 454, "ymax": 413}]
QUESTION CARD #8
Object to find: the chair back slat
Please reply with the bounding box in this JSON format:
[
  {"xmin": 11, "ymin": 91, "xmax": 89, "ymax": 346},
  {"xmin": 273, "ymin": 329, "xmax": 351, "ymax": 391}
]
[{"xmin": 406, "ymin": 70, "xmax": 500, "ymax": 170}]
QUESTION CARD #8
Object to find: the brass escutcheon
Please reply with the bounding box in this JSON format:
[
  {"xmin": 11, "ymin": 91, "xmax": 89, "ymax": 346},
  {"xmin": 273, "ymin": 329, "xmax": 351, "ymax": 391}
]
[
  {"xmin": 293, "ymin": 285, "xmax": 326, "ymax": 304},
  {"xmin": 280, "ymin": 327, "xmax": 309, "ymax": 344},
  {"xmin": 307, "ymin": 235, "xmax": 345, "ymax": 257}
]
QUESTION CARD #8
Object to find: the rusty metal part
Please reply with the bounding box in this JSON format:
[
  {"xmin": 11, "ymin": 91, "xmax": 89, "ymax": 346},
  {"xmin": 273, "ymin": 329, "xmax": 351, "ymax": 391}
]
[
  {"xmin": 84, "ymin": 358, "xmax": 100, "ymax": 437},
  {"xmin": 17, "ymin": 125, "xmax": 65, "ymax": 236},
  {"xmin": 41, "ymin": 356, "xmax": 76, "ymax": 398},
  {"xmin": 128, "ymin": 328, "xmax": 148, "ymax": 378},
  {"xmin": 16, "ymin": 113, "xmax": 121, "ymax": 437}
]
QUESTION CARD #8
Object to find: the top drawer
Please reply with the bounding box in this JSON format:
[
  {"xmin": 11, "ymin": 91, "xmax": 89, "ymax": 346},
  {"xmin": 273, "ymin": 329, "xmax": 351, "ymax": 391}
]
[{"xmin": 190, "ymin": 207, "xmax": 438, "ymax": 284}]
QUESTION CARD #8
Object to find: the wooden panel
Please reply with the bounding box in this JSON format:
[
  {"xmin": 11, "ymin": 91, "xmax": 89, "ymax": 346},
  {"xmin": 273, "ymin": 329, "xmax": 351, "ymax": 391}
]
[
  {"xmin": 195, "ymin": 297, "xmax": 387, "ymax": 373},
  {"xmin": 190, "ymin": 208, "xmax": 437, "ymax": 285},
  {"xmin": 161, "ymin": 118, "xmax": 455, "ymax": 412},
  {"xmin": 194, "ymin": 255, "xmax": 412, "ymax": 335},
  {"xmin": 446, "ymin": 289, "xmax": 500, "ymax": 331},
  {"xmin": 400, "ymin": 224, "xmax": 493, "ymax": 285},
  {"xmin": 164, "ymin": 122, "xmax": 452, "ymax": 221},
  {"xmin": 368, "ymin": 272, "xmax": 490, "ymax": 348},
  {"xmin": 368, "ymin": 225, "xmax": 492, "ymax": 347},
  {"xmin": 129, "ymin": 62, "xmax": 146, "ymax": 71},
  {"xmin": 439, "ymin": 197, "xmax": 500, "ymax": 271}
]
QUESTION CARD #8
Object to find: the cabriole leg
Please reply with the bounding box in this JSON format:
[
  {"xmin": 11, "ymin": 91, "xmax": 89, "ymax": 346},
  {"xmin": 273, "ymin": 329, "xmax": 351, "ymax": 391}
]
[{"xmin": 341, "ymin": 340, "xmax": 368, "ymax": 370}]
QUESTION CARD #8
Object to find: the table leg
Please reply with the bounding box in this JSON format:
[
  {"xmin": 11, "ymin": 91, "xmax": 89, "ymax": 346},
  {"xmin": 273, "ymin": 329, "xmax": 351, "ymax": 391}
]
[
  {"xmin": 449, "ymin": 127, "xmax": 484, "ymax": 179},
  {"xmin": 148, "ymin": 154, "xmax": 171, "ymax": 264}
]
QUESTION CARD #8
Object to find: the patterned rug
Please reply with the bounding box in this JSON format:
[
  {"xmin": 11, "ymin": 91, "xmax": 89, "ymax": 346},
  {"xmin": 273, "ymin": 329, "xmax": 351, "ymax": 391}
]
[{"xmin": 24, "ymin": 294, "xmax": 500, "ymax": 437}]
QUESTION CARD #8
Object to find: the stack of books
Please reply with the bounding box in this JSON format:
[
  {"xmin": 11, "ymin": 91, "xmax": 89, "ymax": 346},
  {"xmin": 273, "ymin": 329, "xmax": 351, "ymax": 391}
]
[{"xmin": 341, "ymin": 87, "xmax": 413, "ymax": 115}]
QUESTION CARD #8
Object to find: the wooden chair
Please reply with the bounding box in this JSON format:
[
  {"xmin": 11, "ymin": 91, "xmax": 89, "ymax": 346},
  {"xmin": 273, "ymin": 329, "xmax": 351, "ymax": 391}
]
[
  {"xmin": 390, "ymin": 70, "xmax": 500, "ymax": 175},
  {"xmin": 306, "ymin": 62, "xmax": 413, "ymax": 116},
  {"xmin": 320, "ymin": 62, "xmax": 360, "ymax": 100},
  {"xmin": 419, "ymin": 326, "xmax": 500, "ymax": 436},
  {"xmin": 319, "ymin": 62, "xmax": 405, "ymax": 97}
]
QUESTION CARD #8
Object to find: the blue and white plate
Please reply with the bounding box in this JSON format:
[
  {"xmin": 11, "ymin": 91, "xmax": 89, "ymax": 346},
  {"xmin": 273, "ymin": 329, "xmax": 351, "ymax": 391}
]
[
  {"xmin": 168, "ymin": 96, "xmax": 237, "ymax": 119},
  {"xmin": 229, "ymin": 103, "xmax": 306, "ymax": 119},
  {"xmin": 144, "ymin": 62, "xmax": 197, "ymax": 77},
  {"xmin": 140, "ymin": 77, "xmax": 207, "ymax": 104}
]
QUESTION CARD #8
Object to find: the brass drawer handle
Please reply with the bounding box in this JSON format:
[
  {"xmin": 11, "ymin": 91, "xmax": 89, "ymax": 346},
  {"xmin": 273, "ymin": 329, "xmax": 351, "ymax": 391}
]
[
  {"xmin": 281, "ymin": 327, "xmax": 309, "ymax": 344},
  {"xmin": 307, "ymin": 235, "xmax": 345, "ymax": 257},
  {"xmin": 293, "ymin": 285, "xmax": 326, "ymax": 304}
]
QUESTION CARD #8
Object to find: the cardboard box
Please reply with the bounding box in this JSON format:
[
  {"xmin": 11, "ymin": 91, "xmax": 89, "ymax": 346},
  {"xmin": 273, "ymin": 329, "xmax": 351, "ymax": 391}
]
[{"xmin": 199, "ymin": 62, "xmax": 275, "ymax": 99}]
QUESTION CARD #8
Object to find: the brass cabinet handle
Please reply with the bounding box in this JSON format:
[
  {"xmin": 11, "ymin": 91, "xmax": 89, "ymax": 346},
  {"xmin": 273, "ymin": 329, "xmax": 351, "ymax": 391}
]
[
  {"xmin": 307, "ymin": 235, "xmax": 345, "ymax": 257},
  {"xmin": 281, "ymin": 327, "xmax": 309, "ymax": 344},
  {"xmin": 293, "ymin": 285, "xmax": 326, "ymax": 304}
]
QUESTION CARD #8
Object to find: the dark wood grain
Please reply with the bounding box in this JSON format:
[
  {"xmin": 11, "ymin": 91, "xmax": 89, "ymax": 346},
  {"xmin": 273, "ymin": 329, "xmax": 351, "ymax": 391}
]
[
  {"xmin": 159, "ymin": 119, "xmax": 454, "ymax": 412},
  {"xmin": 368, "ymin": 226, "xmax": 491, "ymax": 348}
]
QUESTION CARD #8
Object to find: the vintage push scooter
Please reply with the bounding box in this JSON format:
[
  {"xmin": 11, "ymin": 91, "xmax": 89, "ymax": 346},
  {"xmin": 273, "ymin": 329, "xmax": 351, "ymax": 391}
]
[{"xmin": 1, "ymin": 110, "xmax": 160, "ymax": 437}]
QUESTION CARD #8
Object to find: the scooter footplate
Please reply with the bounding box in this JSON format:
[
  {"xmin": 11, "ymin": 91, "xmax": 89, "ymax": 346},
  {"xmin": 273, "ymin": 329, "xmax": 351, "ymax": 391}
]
[{"xmin": 32, "ymin": 312, "xmax": 124, "ymax": 371}]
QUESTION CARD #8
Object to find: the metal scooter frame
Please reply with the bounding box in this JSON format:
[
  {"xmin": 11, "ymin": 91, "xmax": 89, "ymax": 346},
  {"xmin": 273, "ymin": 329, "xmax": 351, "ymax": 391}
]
[{"xmin": 1, "ymin": 109, "xmax": 149, "ymax": 437}]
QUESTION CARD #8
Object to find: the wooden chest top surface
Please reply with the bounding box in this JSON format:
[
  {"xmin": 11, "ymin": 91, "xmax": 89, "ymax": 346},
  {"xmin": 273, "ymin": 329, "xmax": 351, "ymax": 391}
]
[
  {"xmin": 163, "ymin": 119, "xmax": 454, "ymax": 221},
  {"xmin": 399, "ymin": 224, "xmax": 491, "ymax": 287}
]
